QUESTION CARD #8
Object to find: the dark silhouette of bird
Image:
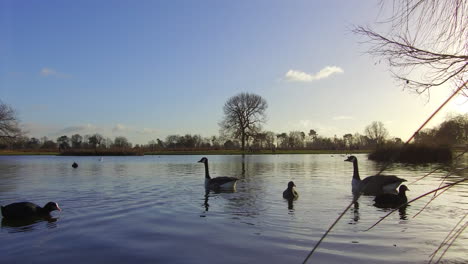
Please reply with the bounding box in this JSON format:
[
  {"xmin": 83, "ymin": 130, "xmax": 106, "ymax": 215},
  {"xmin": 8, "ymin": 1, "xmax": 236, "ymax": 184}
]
[
  {"xmin": 198, "ymin": 157, "xmax": 238, "ymax": 190},
  {"xmin": 345, "ymin": 155, "xmax": 406, "ymax": 195},
  {"xmin": 374, "ymin": 185, "xmax": 410, "ymax": 208},
  {"xmin": 283, "ymin": 181, "xmax": 299, "ymax": 200},
  {"xmin": 1, "ymin": 202, "xmax": 61, "ymax": 219}
]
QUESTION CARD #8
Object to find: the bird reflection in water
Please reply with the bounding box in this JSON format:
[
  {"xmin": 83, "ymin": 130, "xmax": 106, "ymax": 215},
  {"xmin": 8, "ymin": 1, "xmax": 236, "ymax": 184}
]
[
  {"xmin": 201, "ymin": 189, "xmax": 237, "ymax": 215},
  {"xmin": 372, "ymin": 203, "xmax": 409, "ymax": 220},
  {"xmin": 398, "ymin": 205, "xmax": 408, "ymax": 220},
  {"xmin": 1, "ymin": 216, "xmax": 58, "ymax": 232},
  {"xmin": 350, "ymin": 201, "xmax": 360, "ymax": 223},
  {"xmin": 203, "ymin": 190, "xmax": 210, "ymax": 212},
  {"xmin": 287, "ymin": 198, "xmax": 295, "ymax": 210}
]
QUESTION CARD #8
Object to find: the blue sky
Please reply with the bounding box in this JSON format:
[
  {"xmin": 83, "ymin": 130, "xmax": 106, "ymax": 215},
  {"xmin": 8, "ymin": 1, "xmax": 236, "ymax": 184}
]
[{"xmin": 1, "ymin": 0, "xmax": 465, "ymax": 144}]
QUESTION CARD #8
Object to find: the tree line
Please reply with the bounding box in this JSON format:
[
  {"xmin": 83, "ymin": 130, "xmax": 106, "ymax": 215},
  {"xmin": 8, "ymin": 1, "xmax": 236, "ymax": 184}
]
[{"xmin": 0, "ymin": 96, "xmax": 466, "ymax": 152}]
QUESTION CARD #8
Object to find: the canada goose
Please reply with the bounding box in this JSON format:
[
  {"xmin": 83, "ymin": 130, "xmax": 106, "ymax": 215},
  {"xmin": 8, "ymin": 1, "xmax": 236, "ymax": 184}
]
[
  {"xmin": 283, "ymin": 181, "xmax": 299, "ymax": 200},
  {"xmin": 198, "ymin": 157, "xmax": 238, "ymax": 190},
  {"xmin": 374, "ymin": 185, "xmax": 409, "ymax": 208},
  {"xmin": 72, "ymin": 162, "xmax": 78, "ymax": 168},
  {"xmin": 1, "ymin": 202, "xmax": 61, "ymax": 219},
  {"xmin": 345, "ymin": 155, "xmax": 406, "ymax": 195}
]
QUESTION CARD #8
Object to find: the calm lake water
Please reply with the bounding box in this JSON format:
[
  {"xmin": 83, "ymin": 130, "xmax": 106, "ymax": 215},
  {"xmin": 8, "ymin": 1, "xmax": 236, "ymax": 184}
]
[{"xmin": 0, "ymin": 154, "xmax": 467, "ymax": 263}]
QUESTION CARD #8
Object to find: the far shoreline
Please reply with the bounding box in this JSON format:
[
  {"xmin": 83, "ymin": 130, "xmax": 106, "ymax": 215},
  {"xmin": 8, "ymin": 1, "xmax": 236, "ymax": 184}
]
[{"xmin": 0, "ymin": 149, "xmax": 371, "ymax": 156}]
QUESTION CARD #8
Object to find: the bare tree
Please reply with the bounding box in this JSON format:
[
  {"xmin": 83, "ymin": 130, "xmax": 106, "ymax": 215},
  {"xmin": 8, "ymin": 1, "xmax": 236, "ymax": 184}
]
[
  {"xmin": 365, "ymin": 121, "xmax": 389, "ymax": 146},
  {"xmin": 354, "ymin": 0, "xmax": 468, "ymax": 96},
  {"xmin": 0, "ymin": 101, "xmax": 22, "ymax": 141},
  {"xmin": 88, "ymin": 133, "xmax": 104, "ymax": 152},
  {"xmin": 71, "ymin": 134, "xmax": 83, "ymax": 149},
  {"xmin": 220, "ymin": 92, "xmax": 268, "ymax": 151}
]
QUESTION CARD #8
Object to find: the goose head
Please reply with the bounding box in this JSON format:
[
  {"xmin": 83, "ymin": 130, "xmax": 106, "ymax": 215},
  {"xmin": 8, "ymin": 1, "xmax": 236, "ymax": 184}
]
[
  {"xmin": 345, "ymin": 156, "xmax": 357, "ymax": 162},
  {"xmin": 198, "ymin": 157, "xmax": 208, "ymax": 164}
]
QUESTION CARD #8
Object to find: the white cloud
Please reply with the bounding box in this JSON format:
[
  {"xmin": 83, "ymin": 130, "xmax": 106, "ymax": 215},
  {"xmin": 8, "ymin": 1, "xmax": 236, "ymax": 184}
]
[
  {"xmin": 138, "ymin": 128, "xmax": 158, "ymax": 134},
  {"xmin": 40, "ymin": 67, "xmax": 71, "ymax": 78},
  {"xmin": 112, "ymin": 123, "xmax": 130, "ymax": 133},
  {"xmin": 285, "ymin": 66, "xmax": 344, "ymax": 82},
  {"xmin": 57, "ymin": 124, "xmax": 96, "ymax": 134},
  {"xmin": 333, "ymin": 116, "xmax": 354, "ymax": 120}
]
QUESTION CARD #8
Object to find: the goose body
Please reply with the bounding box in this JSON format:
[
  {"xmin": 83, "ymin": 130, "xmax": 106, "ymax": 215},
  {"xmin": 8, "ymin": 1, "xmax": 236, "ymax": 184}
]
[
  {"xmin": 374, "ymin": 185, "xmax": 409, "ymax": 208},
  {"xmin": 345, "ymin": 156, "xmax": 406, "ymax": 196},
  {"xmin": 198, "ymin": 157, "xmax": 238, "ymax": 190},
  {"xmin": 1, "ymin": 202, "xmax": 61, "ymax": 219},
  {"xmin": 283, "ymin": 181, "xmax": 299, "ymax": 200}
]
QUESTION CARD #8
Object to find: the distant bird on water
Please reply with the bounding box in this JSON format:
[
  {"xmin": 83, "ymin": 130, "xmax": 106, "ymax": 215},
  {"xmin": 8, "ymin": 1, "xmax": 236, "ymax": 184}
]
[
  {"xmin": 72, "ymin": 162, "xmax": 78, "ymax": 168},
  {"xmin": 345, "ymin": 155, "xmax": 406, "ymax": 196},
  {"xmin": 374, "ymin": 185, "xmax": 410, "ymax": 208},
  {"xmin": 198, "ymin": 157, "xmax": 238, "ymax": 190},
  {"xmin": 1, "ymin": 202, "xmax": 61, "ymax": 219},
  {"xmin": 283, "ymin": 181, "xmax": 299, "ymax": 200}
]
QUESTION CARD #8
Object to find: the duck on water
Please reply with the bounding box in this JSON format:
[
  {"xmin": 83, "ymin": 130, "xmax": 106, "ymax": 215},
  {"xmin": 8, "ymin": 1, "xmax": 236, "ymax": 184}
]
[
  {"xmin": 283, "ymin": 181, "xmax": 299, "ymax": 200},
  {"xmin": 374, "ymin": 185, "xmax": 410, "ymax": 208},
  {"xmin": 1, "ymin": 201, "xmax": 61, "ymax": 220},
  {"xmin": 345, "ymin": 155, "xmax": 406, "ymax": 196},
  {"xmin": 198, "ymin": 157, "xmax": 238, "ymax": 191}
]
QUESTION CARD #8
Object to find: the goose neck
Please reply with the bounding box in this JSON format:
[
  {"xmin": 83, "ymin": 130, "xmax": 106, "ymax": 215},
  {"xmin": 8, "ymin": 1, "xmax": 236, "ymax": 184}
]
[
  {"xmin": 352, "ymin": 160, "xmax": 360, "ymax": 180},
  {"xmin": 203, "ymin": 161, "xmax": 211, "ymax": 179}
]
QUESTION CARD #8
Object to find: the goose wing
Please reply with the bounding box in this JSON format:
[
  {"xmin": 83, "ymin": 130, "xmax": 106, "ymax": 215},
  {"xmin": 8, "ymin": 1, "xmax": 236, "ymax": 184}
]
[
  {"xmin": 210, "ymin": 176, "xmax": 238, "ymax": 186},
  {"xmin": 361, "ymin": 175, "xmax": 406, "ymax": 195}
]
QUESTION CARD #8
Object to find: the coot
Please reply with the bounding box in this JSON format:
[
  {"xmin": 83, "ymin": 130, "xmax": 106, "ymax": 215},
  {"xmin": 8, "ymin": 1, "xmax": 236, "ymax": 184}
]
[{"xmin": 1, "ymin": 202, "xmax": 61, "ymax": 219}]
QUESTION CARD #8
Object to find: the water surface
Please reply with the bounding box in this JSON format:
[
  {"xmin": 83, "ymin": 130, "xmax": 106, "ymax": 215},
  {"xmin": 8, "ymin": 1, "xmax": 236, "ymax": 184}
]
[{"xmin": 0, "ymin": 154, "xmax": 467, "ymax": 263}]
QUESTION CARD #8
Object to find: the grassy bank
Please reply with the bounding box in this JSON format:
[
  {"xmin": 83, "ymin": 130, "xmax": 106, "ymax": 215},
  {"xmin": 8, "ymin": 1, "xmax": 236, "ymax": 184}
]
[{"xmin": 0, "ymin": 150, "xmax": 59, "ymax": 155}]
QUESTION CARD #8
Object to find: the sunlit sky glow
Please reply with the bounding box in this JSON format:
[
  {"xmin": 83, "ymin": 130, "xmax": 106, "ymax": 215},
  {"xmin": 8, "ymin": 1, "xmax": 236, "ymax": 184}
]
[{"xmin": 1, "ymin": 1, "xmax": 465, "ymax": 144}]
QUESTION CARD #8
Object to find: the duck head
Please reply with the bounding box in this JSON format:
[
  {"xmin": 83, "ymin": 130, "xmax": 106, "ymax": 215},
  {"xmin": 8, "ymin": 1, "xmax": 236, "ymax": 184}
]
[
  {"xmin": 399, "ymin": 185, "xmax": 409, "ymax": 192},
  {"xmin": 44, "ymin": 202, "xmax": 61, "ymax": 213}
]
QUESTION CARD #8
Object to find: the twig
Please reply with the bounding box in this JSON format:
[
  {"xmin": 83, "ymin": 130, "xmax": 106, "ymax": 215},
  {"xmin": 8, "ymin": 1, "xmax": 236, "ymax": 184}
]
[
  {"xmin": 432, "ymin": 221, "xmax": 468, "ymax": 264},
  {"xmin": 428, "ymin": 214, "xmax": 467, "ymax": 263},
  {"xmin": 413, "ymin": 166, "xmax": 468, "ymax": 218},
  {"xmin": 302, "ymin": 199, "xmax": 357, "ymax": 264}
]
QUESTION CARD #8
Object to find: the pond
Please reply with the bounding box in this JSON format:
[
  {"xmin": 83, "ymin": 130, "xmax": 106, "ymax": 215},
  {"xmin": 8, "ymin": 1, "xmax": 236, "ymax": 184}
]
[{"xmin": 0, "ymin": 154, "xmax": 467, "ymax": 263}]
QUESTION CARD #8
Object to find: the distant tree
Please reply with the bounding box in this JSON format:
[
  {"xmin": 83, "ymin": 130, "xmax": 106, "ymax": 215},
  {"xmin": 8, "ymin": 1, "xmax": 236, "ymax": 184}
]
[
  {"xmin": 309, "ymin": 129, "xmax": 317, "ymax": 140},
  {"xmin": 343, "ymin": 133, "xmax": 353, "ymax": 148},
  {"xmin": 57, "ymin": 135, "xmax": 71, "ymax": 150},
  {"xmin": 0, "ymin": 101, "xmax": 22, "ymax": 142},
  {"xmin": 41, "ymin": 139, "xmax": 57, "ymax": 149},
  {"xmin": 224, "ymin": 140, "xmax": 239, "ymax": 150},
  {"xmin": 364, "ymin": 121, "xmax": 388, "ymax": 146},
  {"xmin": 88, "ymin": 133, "xmax": 104, "ymax": 151},
  {"xmin": 156, "ymin": 138, "xmax": 164, "ymax": 148},
  {"xmin": 276, "ymin": 133, "xmax": 288, "ymax": 148},
  {"xmin": 354, "ymin": 0, "xmax": 468, "ymax": 96},
  {"xmin": 435, "ymin": 114, "xmax": 468, "ymax": 146},
  {"xmin": 26, "ymin": 137, "xmax": 41, "ymax": 149},
  {"xmin": 288, "ymin": 131, "xmax": 305, "ymax": 148},
  {"xmin": 71, "ymin": 134, "xmax": 83, "ymax": 149},
  {"xmin": 220, "ymin": 92, "xmax": 268, "ymax": 151},
  {"xmin": 113, "ymin": 136, "xmax": 131, "ymax": 148},
  {"xmin": 264, "ymin": 131, "xmax": 276, "ymax": 149}
]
